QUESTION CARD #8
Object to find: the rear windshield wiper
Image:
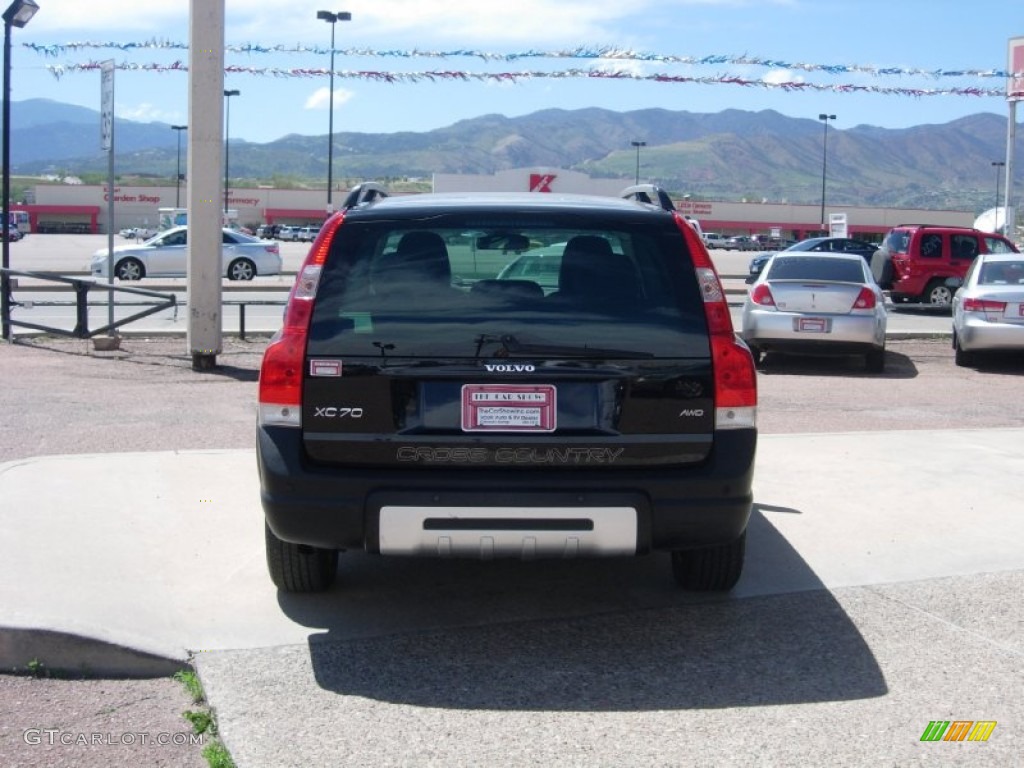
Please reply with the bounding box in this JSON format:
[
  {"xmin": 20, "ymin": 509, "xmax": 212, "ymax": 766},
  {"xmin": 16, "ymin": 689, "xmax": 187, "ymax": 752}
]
[{"xmin": 475, "ymin": 333, "xmax": 653, "ymax": 359}]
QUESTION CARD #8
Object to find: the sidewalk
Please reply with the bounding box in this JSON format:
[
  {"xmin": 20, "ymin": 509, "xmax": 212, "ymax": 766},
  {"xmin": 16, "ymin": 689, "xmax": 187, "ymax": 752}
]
[{"xmin": 2, "ymin": 428, "xmax": 1021, "ymax": 674}]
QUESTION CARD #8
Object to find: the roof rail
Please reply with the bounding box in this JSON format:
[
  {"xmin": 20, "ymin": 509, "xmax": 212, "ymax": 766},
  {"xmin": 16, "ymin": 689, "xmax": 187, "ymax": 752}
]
[
  {"xmin": 342, "ymin": 182, "xmax": 389, "ymax": 210},
  {"xmin": 620, "ymin": 184, "xmax": 676, "ymax": 212}
]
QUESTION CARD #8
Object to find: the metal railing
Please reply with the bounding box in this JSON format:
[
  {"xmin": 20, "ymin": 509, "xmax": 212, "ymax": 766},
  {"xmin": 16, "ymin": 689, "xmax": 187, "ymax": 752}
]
[{"xmin": 1, "ymin": 268, "xmax": 177, "ymax": 339}]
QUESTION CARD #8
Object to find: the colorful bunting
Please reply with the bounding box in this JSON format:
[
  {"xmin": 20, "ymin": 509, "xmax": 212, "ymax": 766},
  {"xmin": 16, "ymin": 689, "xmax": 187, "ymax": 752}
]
[
  {"xmin": 40, "ymin": 60, "xmax": 1006, "ymax": 98},
  {"xmin": 22, "ymin": 41, "xmax": 1020, "ymax": 80}
]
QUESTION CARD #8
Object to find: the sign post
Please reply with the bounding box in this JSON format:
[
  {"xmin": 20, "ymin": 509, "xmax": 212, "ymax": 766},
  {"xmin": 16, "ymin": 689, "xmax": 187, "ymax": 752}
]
[
  {"xmin": 829, "ymin": 212, "xmax": 848, "ymax": 239},
  {"xmin": 1004, "ymin": 37, "xmax": 1023, "ymax": 240},
  {"xmin": 100, "ymin": 59, "xmax": 115, "ymax": 333}
]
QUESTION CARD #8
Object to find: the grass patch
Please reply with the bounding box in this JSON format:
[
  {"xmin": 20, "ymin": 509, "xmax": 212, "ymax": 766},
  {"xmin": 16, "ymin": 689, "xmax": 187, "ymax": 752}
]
[
  {"xmin": 173, "ymin": 668, "xmax": 205, "ymax": 704},
  {"xmin": 174, "ymin": 665, "xmax": 235, "ymax": 768},
  {"xmin": 202, "ymin": 742, "xmax": 236, "ymax": 768}
]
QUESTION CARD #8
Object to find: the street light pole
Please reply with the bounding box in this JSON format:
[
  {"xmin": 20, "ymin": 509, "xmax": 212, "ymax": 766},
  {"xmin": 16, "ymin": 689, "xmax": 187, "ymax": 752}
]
[
  {"xmin": 2, "ymin": 0, "xmax": 39, "ymax": 342},
  {"xmin": 818, "ymin": 113, "xmax": 836, "ymax": 232},
  {"xmin": 171, "ymin": 124, "xmax": 187, "ymax": 208},
  {"xmin": 316, "ymin": 10, "xmax": 351, "ymax": 212},
  {"xmin": 223, "ymin": 89, "xmax": 239, "ymax": 216},
  {"xmin": 631, "ymin": 140, "xmax": 646, "ymax": 185},
  {"xmin": 992, "ymin": 160, "xmax": 1006, "ymax": 233}
]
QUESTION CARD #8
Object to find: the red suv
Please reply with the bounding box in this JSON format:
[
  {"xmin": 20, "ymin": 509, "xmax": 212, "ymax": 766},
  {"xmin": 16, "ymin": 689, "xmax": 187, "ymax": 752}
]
[{"xmin": 872, "ymin": 225, "xmax": 1019, "ymax": 306}]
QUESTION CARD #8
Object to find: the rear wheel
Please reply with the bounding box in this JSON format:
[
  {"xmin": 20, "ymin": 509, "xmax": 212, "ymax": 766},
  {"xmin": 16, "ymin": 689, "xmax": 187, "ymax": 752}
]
[
  {"xmin": 924, "ymin": 280, "xmax": 954, "ymax": 308},
  {"xmin": 671, "ymin": 531, "xmax": 746, "ymax": 591},
  {"xmin": 954, "ymin": 335, "xmax": 976, "ymax": 368},
  {"xmin": 227, "ymin": 257, "xmax": 256, "ymax": 281},
  {"xmin": 265, "ymin": 523, "xmax": 338, "ymax": 592},
  {"xmin": 115, "ymin": 257, "xmax": 145, "ymax": 281}
]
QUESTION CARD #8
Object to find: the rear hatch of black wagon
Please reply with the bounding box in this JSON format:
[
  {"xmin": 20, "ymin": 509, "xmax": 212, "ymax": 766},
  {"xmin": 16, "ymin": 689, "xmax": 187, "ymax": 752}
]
[{"xmin": 301, "ymin": 203, "xmax": 716, "ymax": 469}]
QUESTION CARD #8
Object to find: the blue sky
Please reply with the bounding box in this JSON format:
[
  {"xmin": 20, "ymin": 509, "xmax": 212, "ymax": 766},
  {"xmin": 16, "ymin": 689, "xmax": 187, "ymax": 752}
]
[{"xmin": 11, "ymin": 0, "xmax": 1021, "ymax": 144}]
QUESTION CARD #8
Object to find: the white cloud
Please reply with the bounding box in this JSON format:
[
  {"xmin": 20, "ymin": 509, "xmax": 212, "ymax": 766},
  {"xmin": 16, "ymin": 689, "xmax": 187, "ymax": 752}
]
[
  {"xmin": 116, "ymin": 103, "xmax": 182, "ymax": 123},
  {"xmin": 763, "ymin": 68, "xmax": 803, "ymax": 85},
  {"xmin": 304, "ymin": 86, "xmax": 354, "ymax": 111}
]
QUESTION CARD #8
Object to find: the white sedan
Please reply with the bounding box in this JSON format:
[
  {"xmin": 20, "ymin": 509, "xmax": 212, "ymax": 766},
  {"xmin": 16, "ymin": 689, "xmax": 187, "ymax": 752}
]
[
  {"xmin": 741, "ymin": 251, "xmax": 888, "ymax": 372},
  {"xmin": 91, "ymin": 226, "xmax": 282, "ymax": 281},
  {"xmin": 951, "ymin": 253, "xmax": 1024, "ymax": 366}
]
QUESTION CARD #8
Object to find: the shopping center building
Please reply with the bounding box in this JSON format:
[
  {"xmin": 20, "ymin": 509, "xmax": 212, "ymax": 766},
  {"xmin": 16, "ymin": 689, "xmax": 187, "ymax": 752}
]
[{"xmin": 16, "ymin": 167, "xmax": 976, "ymax": 239}]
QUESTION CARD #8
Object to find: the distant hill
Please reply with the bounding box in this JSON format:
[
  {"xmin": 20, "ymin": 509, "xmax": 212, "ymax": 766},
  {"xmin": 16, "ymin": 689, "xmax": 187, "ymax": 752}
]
[{"xmin": 6, "ymin": 98, "xmax": 1020, "ymax": 211}]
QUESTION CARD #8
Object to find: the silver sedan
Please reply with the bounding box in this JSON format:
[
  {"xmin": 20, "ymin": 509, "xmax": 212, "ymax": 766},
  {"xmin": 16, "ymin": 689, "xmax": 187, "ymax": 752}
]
[
  {"xmin": 951, "ymin": 254, "xmax": 1024, "ymax": 366},
  {"xmin": 741, "ymin": 252, "xmax": 888, "ymax": 372},
  {"xmin": 90, "ymin": 226, "xmax": 283, "ymax": 281}
]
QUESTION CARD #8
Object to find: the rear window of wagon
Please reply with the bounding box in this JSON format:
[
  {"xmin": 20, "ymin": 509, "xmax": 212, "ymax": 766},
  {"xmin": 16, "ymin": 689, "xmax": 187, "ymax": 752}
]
[{"xmin": 307, "ymin": 212, "xmax": 712, "ymax": 359}]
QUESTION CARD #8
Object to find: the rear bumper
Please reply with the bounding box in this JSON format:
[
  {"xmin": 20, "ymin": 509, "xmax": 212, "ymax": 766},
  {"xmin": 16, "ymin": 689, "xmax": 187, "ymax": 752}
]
[
  {"xmin": 257, "ymin": 426, "xmax": 756, "ymax": 555},
  {"xmin": 958, "ymin": 315, "xmax": 1024, "ymax": 352},
  {"xmin": 742, "ymin": 309, "xmax": 885, "ymax": 352}
]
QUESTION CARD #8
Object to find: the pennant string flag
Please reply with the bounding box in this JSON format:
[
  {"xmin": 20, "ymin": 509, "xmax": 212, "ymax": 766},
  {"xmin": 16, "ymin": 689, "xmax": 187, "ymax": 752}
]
[{"xmin": 22, "ymin": 40, "xmax": 1020, "ymax": 80}]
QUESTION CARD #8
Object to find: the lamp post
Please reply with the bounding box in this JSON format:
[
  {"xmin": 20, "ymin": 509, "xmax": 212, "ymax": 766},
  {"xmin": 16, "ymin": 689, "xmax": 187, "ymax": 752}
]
[
  {"xmin": 171, "ymin": 124, "xmax": 187, "ymax": 208},
  {"xmin": 631, "ymin": 140, "xmax": 646, "ymax": 185},
  {"xmin": 316, "ymin": 10, "xmax": 351, "ymax": 212},
  {"xmin": 2, "ymin": 0, "xmax": 39, "ymax": 341},
  {"xmin": 818, "ymin": 113, "xmax": 836, "ymax": 232},
  {"xmin": 992, "ymin": 161, "xmax": 1006, "ymax": 233},
  {"xmin": 223, "ymin": 89, "xmax": 239, "ymax": 215}
]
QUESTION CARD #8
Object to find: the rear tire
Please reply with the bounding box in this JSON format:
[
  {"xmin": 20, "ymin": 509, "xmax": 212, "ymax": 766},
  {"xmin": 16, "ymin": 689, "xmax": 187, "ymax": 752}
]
[
  {"xmin": 671, "ymin": 531, "xmax": 746, "ymax": 591},
  {"xmin": 954, "ymin": 336, "xmax": 975, "ymax": 368},
  {"xmin": 924, "ymin": 280, "xmax": 954, "ymax": 308},
  {"xmin": 265, "ymin": 523, "xmax": 338, "ymax": 592},
  {"xmin": 227, "ymin": 257, "xmax": 256, "ymax": 281}
]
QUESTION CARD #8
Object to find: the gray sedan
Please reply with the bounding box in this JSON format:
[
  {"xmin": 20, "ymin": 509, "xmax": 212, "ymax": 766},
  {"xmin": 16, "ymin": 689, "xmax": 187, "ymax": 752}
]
[
  {"xmin": 741, "ymin": 252, "xmax": 888, "ymax": 371},
  {"xmin": 951, "ymin": 254, "xmax": 1024, "ymax": 366}
]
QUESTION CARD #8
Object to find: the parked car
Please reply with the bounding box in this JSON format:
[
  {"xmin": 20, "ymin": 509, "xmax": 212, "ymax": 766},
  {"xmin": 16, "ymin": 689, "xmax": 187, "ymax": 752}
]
[
  {"xmin": 951, "ymin": 254, "xmax": 1024, "ymax": 366},
  {"xmin": 872, "ymin": 225, "xmax": 1019, "ymax": 307},
  {"xmin": 747, "ymin": 237, "xmax": 880, "ymax": 282},
  {"xmin": 257, "ymin": 183, "xmax": 757, "ymax": 593},
  {"xmin": 741, "ymin": 251, "xmax": 888, "ymax": 371},
  {"xmin": 723, "ymin": 236, "xmax": 761, "ymax": 251},
  {"xmin": 118, "ymin": 226, "xmax": 157, "ymax": 240},
  {"xmin": 2, "ymin": 226, "xmax": 22, "ymax": 241},
  {"xmin": 494, "ymin": 241, "xmax": 566, "ymax": 293},
  {"xmin": 703, "ymin": 232, "xmax": 731, "ymax": 249},
  {"xmin": 90, "ymin": 226, "xmax": 282, "ymax": 280},
  {"xmin": 297, "ymin": 225, "xmax": 319, "ymax": 242},
  {"xmin": 277, "ymin": 226, "xmax": 301, "ymax": 242}
]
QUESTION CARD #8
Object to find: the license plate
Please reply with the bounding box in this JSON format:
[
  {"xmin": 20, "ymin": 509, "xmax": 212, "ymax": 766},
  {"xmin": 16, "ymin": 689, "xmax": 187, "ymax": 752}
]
[
  {"xmin": 462, "ymin": 384, "xmax": 556, "ymax": 432},
  {"xmin": 796, "ymin": 317, "xmax": 830, "ymax": 333}
]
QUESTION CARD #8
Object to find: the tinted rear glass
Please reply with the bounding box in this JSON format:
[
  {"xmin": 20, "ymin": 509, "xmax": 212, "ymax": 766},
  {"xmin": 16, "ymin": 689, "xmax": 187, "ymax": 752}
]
[
  {"xmin": 766, "ymin": 256, "xmax": 865, "ymax": 282},
  {"xmin": 882, "ymin": 230, "xmax": 910, "ymax": 254},
  {"xmin": 307, "ymin": 211, "xmax": 709, "ymax": 359}
]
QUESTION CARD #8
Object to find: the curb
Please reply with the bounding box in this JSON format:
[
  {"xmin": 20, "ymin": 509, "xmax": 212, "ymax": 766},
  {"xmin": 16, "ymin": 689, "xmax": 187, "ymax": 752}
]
[{"xmin": 0, "ymin": 626, "xmax": 188, "ymax": 679}]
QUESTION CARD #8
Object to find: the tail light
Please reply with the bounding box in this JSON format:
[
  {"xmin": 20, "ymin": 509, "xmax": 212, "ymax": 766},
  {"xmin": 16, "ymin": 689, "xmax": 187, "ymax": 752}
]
[
  {"xmin": 750, "ymin": 284, "xmax": 775, "ymax": 307},
  {"xmin": 963, "ymin": 298, "xmax": 1006, "ymax": 313},
  {"xmin": 852, "ymin": 287, "xmax": 877, "ymax": 310},
  {"xmin": 675, "ymin": 214, "xmax": 757, "ymax": 430},
  {"xmin": 258, "ymin": 212, "xmax": 346, "ymax": 427},
  {"xmin": 963, "ymin": 297, "xmax": 1006, "ymax": 321}
]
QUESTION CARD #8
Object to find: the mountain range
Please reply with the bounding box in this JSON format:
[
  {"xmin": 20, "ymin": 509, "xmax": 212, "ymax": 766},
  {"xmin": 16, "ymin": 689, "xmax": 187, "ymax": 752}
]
[{"xmin": 7, "ymin": 98, "xmax": 1020, "ymax": 211}]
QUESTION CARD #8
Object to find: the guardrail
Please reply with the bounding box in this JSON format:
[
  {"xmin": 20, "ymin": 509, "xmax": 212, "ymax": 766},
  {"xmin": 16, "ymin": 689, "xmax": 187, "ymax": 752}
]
[{"xmin": 1, "ymin": 268, "xmax": 178, "ymax": 339}]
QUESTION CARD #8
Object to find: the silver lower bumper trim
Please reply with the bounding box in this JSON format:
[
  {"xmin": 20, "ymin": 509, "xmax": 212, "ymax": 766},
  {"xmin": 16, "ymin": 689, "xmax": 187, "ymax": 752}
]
[{"xmin": 378, "ymin": 505, "xmax": 638, "ymax": 558}]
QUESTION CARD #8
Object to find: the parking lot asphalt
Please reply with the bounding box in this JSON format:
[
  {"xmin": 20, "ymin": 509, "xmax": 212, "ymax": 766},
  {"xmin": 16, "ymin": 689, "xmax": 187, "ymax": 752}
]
[{"xmin": 1, "ymin": 427, "xmax": 1022, "ymax": 765}]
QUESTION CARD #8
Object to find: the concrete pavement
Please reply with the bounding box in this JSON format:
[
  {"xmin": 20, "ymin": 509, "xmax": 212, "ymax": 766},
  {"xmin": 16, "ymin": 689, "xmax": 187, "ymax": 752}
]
[{"xmin": 1, "ymin": 429, "xmax": 1022, "ymax": 764}]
